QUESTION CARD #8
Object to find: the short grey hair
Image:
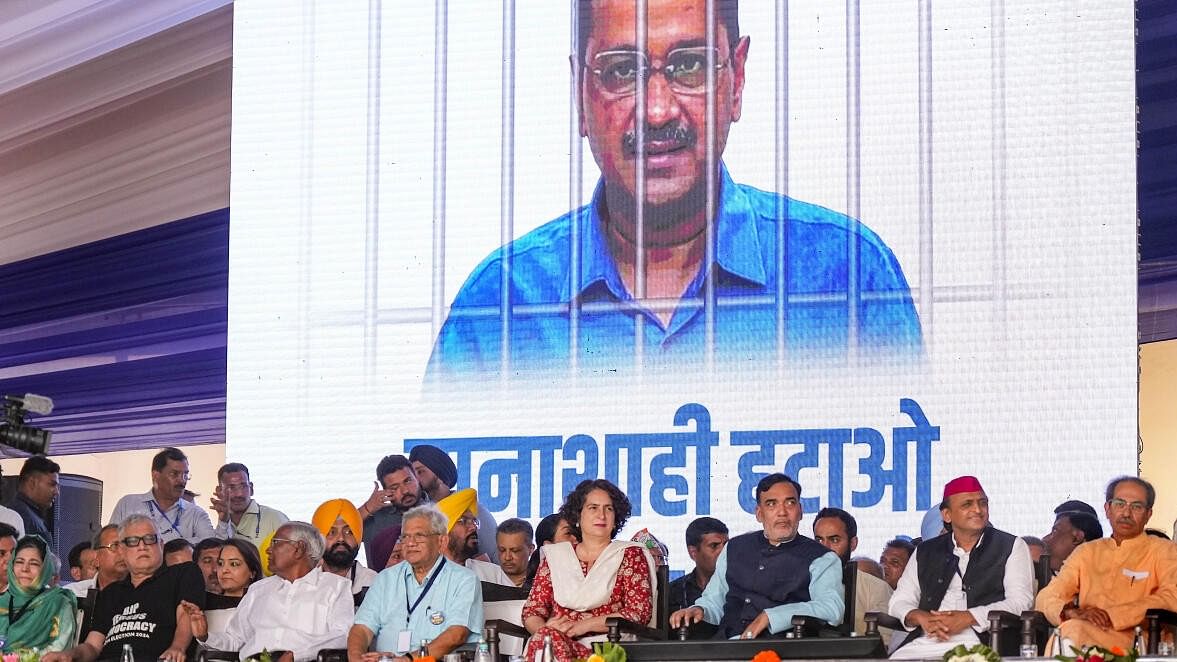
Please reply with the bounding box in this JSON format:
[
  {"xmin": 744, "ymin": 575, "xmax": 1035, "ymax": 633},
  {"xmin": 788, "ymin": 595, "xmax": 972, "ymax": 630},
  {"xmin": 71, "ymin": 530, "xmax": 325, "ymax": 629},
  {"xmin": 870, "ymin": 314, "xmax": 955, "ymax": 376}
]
[
  {"xmin": 403, "ymin": 504, "xmax": 448, "ymax": 536},
  {"xmin": 281, "ymin": 521, "xmax": 326, "ymax": 562},
  {"xmin": 92, "ymin": 523, "xmax": 120, "ymax": 549},
  {"xmin": 118, "ymin": 514, "xmax": 159, "ymax": 539}
]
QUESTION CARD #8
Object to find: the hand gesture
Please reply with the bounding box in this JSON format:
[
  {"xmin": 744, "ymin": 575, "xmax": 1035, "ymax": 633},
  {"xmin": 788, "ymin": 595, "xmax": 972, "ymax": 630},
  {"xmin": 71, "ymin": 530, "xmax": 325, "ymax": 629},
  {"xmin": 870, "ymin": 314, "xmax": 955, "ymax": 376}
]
[
  {"xmin": 929, "ymin": 610, "xmax": 979, "ymax": 637},
  {"xmin": 669, "ymin": 606, "xmax": 704, "ymax": 629},
  {"xmin": 159, "ymin": 646, "xmax": 186, "ymax": 662},
  {"xmin": 363, "ymin": 481, "xmax": 393, "ymax": 514},
  {"xmin": 1068, "ymin": 606, "xmax": 1114, "ymax": 629},
  {"xmin": 180, "ymin": 600, "xmax": 208, "ymax": 640},
  {"xmin": 210, "ymin": 485, "xmax": 229, "ymax": 522},
  {"xmin": 739, "ymin": 612, "xmax": 770, "ymax": 639}
]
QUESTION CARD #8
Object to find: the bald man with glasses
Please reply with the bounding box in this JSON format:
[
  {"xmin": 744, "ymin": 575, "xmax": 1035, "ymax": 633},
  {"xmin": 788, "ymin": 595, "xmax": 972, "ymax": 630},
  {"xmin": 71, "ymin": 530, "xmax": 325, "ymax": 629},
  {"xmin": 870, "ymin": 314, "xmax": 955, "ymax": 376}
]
[
  {"xmin": 43, "ymin": 514, "xmax": 205, "ymax": 662},
  {"xmin": 1036, "ymin": 476, "xmax": 1177, "ymax": 653}
]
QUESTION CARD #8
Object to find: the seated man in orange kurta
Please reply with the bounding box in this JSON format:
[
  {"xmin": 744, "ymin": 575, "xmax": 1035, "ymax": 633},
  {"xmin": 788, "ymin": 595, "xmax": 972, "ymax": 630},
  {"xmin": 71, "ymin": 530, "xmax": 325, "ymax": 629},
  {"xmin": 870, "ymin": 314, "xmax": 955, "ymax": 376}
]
[{"xmin": 1036, "ymin": 476, "xmax": 1177, "ymax": 652}]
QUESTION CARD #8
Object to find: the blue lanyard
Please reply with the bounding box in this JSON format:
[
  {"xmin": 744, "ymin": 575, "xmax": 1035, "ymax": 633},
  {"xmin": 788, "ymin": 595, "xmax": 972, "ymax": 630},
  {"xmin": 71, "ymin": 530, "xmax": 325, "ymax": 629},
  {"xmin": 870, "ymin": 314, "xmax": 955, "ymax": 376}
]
[
  {"xmin": 149, "ymin": 499, "xmax": 183, "ymax": 536},
  {"xmin": 404, "ymin": 560, "xmax": 446, "ymax": 626}
]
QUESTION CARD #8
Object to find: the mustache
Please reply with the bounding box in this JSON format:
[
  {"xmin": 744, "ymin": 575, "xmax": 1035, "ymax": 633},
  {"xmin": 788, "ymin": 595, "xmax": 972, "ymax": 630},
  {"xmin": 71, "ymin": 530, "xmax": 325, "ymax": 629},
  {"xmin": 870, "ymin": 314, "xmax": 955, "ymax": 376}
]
[{"xmin": 622, "ymin": 123, "xmax": 696, "ymax": 155}]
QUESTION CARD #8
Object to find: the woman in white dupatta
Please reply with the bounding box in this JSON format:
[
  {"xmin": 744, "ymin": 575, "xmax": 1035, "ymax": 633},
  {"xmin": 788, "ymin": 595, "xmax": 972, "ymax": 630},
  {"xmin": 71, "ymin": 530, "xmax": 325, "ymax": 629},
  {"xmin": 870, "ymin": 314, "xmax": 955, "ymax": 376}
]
[{"xmin": 522, "ymin": 480, "xmax": 656, "ymax": 662}]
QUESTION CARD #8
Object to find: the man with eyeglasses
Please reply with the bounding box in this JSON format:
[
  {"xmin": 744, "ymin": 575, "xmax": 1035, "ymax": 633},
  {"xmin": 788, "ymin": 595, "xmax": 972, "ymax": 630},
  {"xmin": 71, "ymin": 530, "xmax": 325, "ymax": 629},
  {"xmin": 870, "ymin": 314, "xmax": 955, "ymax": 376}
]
[
  {"xmin": 359, "ymin": 454, "xmax": 428, "ymax": 568},
  {"xmin": 347, "ymin": 505, "xmax": 483, "ymax": 662},
  {"xmin": 43, "ymin": 514, "xmax": 205, "ymax": 662},
  {"xmin": 72, "ymin": 524, "xmax": 131, "ymax": 636},
  {"xmin": 110, "ymin": 447, "xmax": 216, "ymax": 544},
  {"xmin": 437, "ymin": 489, "xmax": 513, "ymax": 586},
  {"xmin": 426, "ymin": 0, "xmax": 920, "ymax": 379},
  {"xmin": 1036, "ymin": 476, "xmax": 1177, "ymax": 652},
  {"xmin": 182, "ymin": 521, "xmax": 353, "ymax": 662},
  {"xmin": 211, "ymin": 462, "xmax": 289, "ymax": 549},
  {"xmin": 888, "ymin": 476, "xmax": 1034, "ymax": 659}
]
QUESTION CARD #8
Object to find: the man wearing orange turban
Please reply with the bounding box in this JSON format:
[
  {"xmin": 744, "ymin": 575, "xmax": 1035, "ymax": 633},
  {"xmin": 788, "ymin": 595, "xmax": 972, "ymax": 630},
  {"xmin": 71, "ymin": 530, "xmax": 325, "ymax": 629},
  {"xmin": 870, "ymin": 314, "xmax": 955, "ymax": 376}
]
[{"xmin": 313, "ymin": 499, "xmax": 378, "ymax": 607}]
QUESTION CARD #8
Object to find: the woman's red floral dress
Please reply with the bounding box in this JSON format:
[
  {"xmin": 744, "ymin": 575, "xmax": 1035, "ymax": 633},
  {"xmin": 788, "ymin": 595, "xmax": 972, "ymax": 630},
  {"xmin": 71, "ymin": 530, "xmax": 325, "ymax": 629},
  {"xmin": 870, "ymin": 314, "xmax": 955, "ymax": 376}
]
[{"xmin": 521, "ymin": 545, "xmax": 653, "ymax": 661}]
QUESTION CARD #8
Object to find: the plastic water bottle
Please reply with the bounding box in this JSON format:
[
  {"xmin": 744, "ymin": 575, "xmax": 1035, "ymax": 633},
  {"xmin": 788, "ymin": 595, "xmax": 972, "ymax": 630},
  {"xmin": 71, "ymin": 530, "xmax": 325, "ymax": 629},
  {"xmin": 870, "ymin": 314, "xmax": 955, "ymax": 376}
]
[
  {"xmin": 418, "ymin": 639, "xmax": 431, "ymax": 659},
  {"xmin": 1134, "ymin": 626, "xmax": 1146, "ymax": 656},
  {"xmin": 121, "ymin": 643, "xmax": 135, "ymax": 662},
  {"xmin": 474, "ymin": 640, "xmax": 493, "ymax": 662},
  {"xmin": 541, "ymin": 634, "xmax": 554, "ymax": 662}
]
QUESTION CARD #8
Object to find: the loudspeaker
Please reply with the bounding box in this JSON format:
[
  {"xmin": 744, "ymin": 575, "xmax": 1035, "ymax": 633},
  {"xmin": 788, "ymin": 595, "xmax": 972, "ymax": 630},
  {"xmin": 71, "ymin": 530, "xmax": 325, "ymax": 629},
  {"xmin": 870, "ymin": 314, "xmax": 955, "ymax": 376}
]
[{"xmin": 0, "ymin": 472, "xmax": 103, "ymax": 581}]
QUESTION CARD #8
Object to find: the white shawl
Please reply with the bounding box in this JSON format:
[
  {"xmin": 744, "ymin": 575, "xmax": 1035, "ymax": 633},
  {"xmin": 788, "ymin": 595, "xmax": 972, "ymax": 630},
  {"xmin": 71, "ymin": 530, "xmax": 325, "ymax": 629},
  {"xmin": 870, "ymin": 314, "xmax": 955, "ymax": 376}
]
[{"xmin": 546, "ymin": 540, "xmax": 657, "ymax": 625}]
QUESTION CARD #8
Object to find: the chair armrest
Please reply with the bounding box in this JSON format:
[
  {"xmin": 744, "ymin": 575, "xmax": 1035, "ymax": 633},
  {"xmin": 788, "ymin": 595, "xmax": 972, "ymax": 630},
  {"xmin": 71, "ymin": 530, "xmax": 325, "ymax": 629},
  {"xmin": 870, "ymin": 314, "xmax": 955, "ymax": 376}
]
[
  {"xmin": 1146, "ymin": 608, "xmax": 1177, "ymax": 625},
  {"xmin": 987, "ymin": 610, "xmax": 1021, "ymax": 631},
  {"xmin": 864, "ymin": 611, "xmax": 905, "ymax": 636},
  {"xmin": 1144, "ymin": 609, "xmax": 1177, "ymax": 654},
  {"xmin": 605, "ymin": 616, "xmax": 664, "ymax": 642},
  {"xmin": 789, "ymin": 615, "xmax": 830, "ymax": 639},
  {"xmin": 1018, "ymin": 610, "xmax": 1051, "ymax": 653},
  {"xmin": 485, "ymin": 619, "xmax": 530, "ymax": 640},
  {"xmin": 198, "ymin": 649, "xmax": 239, "ymax": 662},
  {"xmin": 315, "ymin": 649, "xmax": 347, "ymax": 662}
]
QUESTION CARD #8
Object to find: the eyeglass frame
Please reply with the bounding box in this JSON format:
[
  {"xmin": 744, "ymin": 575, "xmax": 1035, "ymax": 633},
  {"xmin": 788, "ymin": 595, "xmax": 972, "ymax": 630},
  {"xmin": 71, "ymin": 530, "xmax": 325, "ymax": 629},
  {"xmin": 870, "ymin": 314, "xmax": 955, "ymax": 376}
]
[
  {"xmin": 121, "ymin": 534, "xmax": 161, "ymax": 548},
  {"xmin": 400, "ymin": 532, "xmax": 443, "ymax": 545},
  {"xmin": 584, "ymin": 46, "xmax": 730, "ymax": 97},
  {"xmin": 1107, "ymin": 498, "xmax": 1149, "ymax": 514}
]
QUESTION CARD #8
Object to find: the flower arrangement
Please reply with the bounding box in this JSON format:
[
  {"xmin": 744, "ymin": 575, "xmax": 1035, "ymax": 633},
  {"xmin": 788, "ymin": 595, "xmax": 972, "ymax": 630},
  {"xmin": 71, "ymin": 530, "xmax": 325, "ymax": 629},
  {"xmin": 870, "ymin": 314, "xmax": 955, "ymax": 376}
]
[
  {"xmin": 2, "ymin": 649, "xmax": 40, "ymax": 662},
  {"xmin": 1054, "ymin": 644, "xmax": 1137, "ymax": 662},
  {"xmin": 578, "ymin": 642, "xmax": 627, "ymax": 662},
  {"xmin": 942, "ymin": 643, "xmax": 1002, "ymax": 662}
]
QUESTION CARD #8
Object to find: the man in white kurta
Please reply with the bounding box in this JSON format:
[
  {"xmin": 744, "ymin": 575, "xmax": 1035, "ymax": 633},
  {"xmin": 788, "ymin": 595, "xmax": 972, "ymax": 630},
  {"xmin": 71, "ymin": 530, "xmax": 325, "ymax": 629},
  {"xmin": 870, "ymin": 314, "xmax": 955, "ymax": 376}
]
[
  {"xmin": 184, "ymin": 522, "xmax": 353, "ymax": 662},
  {"xmin": 889, "ymin": 476, "xmax": 1035, "ymax": 659}
]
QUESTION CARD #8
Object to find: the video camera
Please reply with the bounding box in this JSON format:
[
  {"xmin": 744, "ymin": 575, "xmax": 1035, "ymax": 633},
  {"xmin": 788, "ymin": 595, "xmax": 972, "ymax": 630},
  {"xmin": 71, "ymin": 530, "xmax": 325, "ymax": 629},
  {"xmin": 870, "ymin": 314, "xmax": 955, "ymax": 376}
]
[{"xmin": 1, "ymin": 394, "xmax": 52, "ymax": 455}]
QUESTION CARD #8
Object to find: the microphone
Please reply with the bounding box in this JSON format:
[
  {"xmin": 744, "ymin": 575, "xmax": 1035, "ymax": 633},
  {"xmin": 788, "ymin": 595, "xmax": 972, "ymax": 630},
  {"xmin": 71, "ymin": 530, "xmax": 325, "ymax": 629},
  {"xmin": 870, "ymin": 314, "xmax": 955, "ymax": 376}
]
[{"xmin": 13, "ymin": 394, "xmax": 53, "ymax": 415}]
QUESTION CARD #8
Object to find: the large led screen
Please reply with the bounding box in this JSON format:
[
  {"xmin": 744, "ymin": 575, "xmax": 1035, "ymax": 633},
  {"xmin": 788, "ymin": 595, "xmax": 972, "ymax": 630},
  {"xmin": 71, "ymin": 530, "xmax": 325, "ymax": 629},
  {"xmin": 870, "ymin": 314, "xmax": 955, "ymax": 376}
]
[{"xmin": 226, "ymin": 1, "xmax": 1137, "ymax": 566}]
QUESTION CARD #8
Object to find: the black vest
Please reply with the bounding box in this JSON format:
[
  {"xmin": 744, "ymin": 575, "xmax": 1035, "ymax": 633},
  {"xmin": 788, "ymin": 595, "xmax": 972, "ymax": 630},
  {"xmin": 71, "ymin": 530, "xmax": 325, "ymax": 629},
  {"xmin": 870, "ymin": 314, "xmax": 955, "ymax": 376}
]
[
  {"xmin": 899, "ymin": 526, "xmax": 1016, "ymax": 648},
  {"xmin": 718, "ymin": 531, "xmax": 830, "ymax": 638}
]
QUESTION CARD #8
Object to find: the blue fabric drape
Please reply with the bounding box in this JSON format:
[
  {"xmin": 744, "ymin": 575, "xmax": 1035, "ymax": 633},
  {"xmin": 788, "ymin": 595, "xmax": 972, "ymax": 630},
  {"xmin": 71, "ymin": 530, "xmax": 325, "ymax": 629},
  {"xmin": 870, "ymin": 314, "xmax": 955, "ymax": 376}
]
[{"xmin": 0, "ymin": 209, "xmax": 228, "ymax": 455}]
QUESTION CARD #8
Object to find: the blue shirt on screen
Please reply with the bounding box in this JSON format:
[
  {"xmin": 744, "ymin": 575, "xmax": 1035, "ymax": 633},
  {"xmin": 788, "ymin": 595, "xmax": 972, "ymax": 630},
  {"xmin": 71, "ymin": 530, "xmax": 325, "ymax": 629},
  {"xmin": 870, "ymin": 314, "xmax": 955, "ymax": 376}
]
[{"xmin": 427, "ymin": 164, "xmax": 920, "ymax": 378}]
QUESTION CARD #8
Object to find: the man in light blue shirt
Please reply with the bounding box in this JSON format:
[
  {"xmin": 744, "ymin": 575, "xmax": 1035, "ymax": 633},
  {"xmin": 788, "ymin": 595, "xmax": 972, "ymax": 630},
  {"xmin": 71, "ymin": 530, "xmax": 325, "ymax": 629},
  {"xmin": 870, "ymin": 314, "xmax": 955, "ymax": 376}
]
[
  {"xmin": 109, "ymin": 447, "xmax": 215, "ymax": 544},
  {"xmin": 670, "ymin": 473, "xmax": 844, "ymax": 639},
  {"xmin": 427, "ymin": 0, "xmax": 920, "ymax": 380},
  {"xmin": 348, "ymin": 505, "xmax": 483, "ymax": 662}
]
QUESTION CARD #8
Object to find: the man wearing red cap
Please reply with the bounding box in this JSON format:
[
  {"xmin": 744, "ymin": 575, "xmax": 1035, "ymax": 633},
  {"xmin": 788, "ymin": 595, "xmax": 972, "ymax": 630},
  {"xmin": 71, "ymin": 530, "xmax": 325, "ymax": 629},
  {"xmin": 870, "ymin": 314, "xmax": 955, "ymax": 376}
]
[{"xmin": 889, "ymin": 476, "xmax": 1034, "ymax": 659}]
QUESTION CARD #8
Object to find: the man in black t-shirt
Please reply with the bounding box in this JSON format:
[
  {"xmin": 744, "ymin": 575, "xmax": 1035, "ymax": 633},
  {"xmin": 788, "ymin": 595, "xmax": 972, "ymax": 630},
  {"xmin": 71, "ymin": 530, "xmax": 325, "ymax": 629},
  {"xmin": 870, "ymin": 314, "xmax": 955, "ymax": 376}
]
[{"xmin": 43, "ymin": 514, "xmax": 205, "ymax": 662}]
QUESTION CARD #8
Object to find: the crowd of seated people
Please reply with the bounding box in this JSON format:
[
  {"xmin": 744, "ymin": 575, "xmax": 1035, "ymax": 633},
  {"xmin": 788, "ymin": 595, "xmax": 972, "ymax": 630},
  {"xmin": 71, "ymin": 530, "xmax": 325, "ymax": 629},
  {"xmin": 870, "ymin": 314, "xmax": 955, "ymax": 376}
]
[{"xmin": 3, "ymin": 444, "xmax": 1175, "ymax": 662}]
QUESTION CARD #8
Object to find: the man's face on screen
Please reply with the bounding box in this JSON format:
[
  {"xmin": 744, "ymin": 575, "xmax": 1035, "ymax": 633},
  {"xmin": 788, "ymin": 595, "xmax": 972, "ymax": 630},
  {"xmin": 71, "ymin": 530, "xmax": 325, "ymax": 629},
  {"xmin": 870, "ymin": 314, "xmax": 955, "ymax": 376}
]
[{"xmin": 580, "ymin": 0, "xmax": 748, "ymax": 215}]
